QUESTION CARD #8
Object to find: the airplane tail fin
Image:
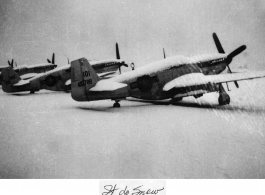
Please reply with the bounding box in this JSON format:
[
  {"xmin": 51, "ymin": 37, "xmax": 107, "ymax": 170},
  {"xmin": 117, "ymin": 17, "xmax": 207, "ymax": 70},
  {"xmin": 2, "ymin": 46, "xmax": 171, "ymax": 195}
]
[
  {"xmin": 71, "ymin": 58, "xmax": 100, "ymax": 101},
  {"xmin": 1, "ymin": 67, "xmax": 21, "ymax": 92}
]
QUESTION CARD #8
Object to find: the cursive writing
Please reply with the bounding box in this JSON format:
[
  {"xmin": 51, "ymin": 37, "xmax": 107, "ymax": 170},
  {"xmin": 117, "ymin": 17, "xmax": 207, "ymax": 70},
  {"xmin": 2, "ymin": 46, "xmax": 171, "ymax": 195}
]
[
  {"xmin": 132, "ymin": 185, "xmax": 164, "ymax": 195},
  {"xmin": 102, "ymin": 184, "xmax": 119, "ymax": 195},
  {"xmin": 102, "ymin": 184, "xmax": 164, "ymax": 195}
]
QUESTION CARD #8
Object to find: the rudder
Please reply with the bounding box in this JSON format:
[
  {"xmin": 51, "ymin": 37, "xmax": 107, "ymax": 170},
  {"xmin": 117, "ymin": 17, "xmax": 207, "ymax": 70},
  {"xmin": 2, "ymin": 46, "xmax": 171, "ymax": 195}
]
[
  {"xmin": 71, "ymin": 58, "xmax": 99, "ymax": 101},
  {"xmin": 1, "ymin": 67, "xmax": 21, "ymax": 92}
]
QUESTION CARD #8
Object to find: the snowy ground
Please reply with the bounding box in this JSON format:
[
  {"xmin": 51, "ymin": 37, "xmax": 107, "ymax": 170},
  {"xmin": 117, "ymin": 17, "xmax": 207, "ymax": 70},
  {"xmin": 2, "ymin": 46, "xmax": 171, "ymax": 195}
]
[{"xmin": 0, "ymin": 79, "xmax": 265, "ymax": 179}]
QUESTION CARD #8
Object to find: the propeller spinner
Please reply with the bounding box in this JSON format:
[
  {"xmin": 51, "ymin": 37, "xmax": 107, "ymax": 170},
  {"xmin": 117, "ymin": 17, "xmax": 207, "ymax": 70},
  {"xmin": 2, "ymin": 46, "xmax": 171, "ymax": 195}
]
[{"xmin": 212, "ymin": 33, "xmax": 246, "ymax": 88}]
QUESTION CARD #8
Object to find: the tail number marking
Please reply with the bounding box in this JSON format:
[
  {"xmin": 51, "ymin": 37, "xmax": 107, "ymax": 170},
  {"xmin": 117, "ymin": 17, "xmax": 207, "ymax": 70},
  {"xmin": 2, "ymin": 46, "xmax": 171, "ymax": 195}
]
[
  {"xmin": 83, "ymin": 71, "xmax": 90, "ymax": 77},
  {"xmin": 78, "ymin": 79, "xmax": 92, "ymax": 87}
]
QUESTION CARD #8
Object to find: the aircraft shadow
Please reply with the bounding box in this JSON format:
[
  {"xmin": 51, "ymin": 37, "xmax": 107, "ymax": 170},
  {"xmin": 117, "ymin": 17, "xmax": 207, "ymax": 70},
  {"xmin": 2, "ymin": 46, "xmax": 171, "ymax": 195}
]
[
  {"xmin": 128, "ymin": 99, "xmax": 214, "ymax": 108},
  {"xmin": 128, "ymin": 99, "xmax": 265, "ymax": 114},
  {"xmin": 76, "ymin": 103, "xmax": 156, "ymax": 112},
  {"xmin": 214, "ymin": 104, "xmax": 265, "ymax": 114},
  {"xmin": 76, "ymin": 106, "xmax": 111, "ymax": 113},
  {"xmin": 8, "ymin": 91, "xmax": 67, "ymax": 96}
]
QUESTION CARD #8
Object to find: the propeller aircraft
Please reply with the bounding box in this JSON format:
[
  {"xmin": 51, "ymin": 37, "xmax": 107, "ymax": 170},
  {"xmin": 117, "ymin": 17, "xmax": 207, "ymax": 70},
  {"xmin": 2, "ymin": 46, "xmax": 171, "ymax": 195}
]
[
  {"xmin": 1, "ymin": 43, "xmax": 129, "ymax": 93},
  {"xmin": 70, "ymin": 33, "xmax": 265, "ymax": 107},
  {"xmin": 0, "ymin": 54, "xmax": 57, "ymax": 85}
]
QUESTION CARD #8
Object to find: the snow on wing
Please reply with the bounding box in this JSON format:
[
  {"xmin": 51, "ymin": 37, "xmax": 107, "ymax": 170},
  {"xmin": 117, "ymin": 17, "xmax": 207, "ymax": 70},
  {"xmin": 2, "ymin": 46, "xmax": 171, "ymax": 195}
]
[
  {"xmin": 163, "ymin": 71, "xmax": 265, "ymax": 91},
  {"xmin": 13, "ymin": 79, "xmax": 30, "ymax": 86},
  {"xmin": 89, "ymin": 80, "xmax": 127, "ymax": 91},
  {"xmin": 98, "ymin": 71, "xmax": 117, "ymax": 78},
  {"xmin": 20, "ymin": 73, "xmax": 38, "ymax": 80}
]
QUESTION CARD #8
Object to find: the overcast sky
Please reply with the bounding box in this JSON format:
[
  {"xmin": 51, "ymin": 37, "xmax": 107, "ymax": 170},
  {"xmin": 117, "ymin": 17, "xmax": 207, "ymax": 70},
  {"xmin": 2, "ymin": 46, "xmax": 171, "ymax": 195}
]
[{"xmin": 1, "ymin": 0, "xmax": 265, "ymax": 70}]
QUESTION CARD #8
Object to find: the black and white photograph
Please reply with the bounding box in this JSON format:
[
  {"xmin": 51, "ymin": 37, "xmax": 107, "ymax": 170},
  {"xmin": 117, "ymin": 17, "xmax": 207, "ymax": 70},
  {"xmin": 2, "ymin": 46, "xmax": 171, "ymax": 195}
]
[{"xmin": 1, "ymin": 0, "xmax": 265, "ymax": 181}]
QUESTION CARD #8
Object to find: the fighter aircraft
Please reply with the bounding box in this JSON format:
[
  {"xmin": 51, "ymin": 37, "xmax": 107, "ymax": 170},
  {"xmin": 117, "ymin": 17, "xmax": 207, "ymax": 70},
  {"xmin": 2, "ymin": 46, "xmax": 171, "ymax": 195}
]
[
  {"xmin": 70, "ymin": 33, "xmax": 265, "ymax": 107},
  {"xmin": 1, "ymin": 43, "xmax": 129, "ymax": 93},
  {"xmin": 0, "ymin": 54, "xmax": 57, "ymax": 85}
]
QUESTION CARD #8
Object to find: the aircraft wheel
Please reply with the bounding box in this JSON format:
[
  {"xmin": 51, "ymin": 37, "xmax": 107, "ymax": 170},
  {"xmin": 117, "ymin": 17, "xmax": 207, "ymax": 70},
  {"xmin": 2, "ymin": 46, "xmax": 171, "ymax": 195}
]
[
  {"xmin": 218, "ymin": 93, "xmax": 230, "ymax": 105},
  {"xmin": 30, "ymin": 90, "xmax": 35, "ymax": 94},
  {"xmin": 113, "ymin": 102, "xmax": 120, "ymax": 108}
]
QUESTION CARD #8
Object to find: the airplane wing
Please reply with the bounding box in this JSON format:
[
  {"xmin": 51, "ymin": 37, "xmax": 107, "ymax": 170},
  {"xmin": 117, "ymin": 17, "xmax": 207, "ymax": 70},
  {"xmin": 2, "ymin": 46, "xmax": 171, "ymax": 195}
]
[
  {"xmin": 20, "ymin": 73, "xmax": 38, "ymax": 80},
  {"xmin": 98, "ymin": 71, "xmax": 118, "ymax": 78},
  {"xmin": 89, "ymin": 80, "xmax": 127, "ymax": 91},
  {"xmin": 13, "ymin": 79, "xmax": 30, "ymax": 86},
  {"xmin": 163, "ymin": 71, "xmax": 265, "ymax": 91}
]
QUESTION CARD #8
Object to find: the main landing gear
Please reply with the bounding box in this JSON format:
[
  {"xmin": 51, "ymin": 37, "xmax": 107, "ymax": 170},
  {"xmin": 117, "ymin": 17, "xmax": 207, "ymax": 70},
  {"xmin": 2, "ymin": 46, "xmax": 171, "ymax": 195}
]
[
  {"xmin": 30, "ymin": 90, "xmax": 35, "ymax": 94},
  {"xmin": 218, "ymin": 84, "xmax": 230, "ymax": 106},
  {"xmin": 113, "ymin": 100, "xmax": 121, "ymax": 108}
]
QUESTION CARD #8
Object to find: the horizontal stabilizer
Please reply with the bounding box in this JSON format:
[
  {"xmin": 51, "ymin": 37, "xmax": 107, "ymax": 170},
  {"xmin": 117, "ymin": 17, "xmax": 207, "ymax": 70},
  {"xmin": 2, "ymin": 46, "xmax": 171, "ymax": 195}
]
[
  {"xmin": 163, "ymin": 71, "xmax": 265, "ymax": 91},
  {"xmin": 89, "ymin": 80, "xmax": 127, "ymax": 92}
]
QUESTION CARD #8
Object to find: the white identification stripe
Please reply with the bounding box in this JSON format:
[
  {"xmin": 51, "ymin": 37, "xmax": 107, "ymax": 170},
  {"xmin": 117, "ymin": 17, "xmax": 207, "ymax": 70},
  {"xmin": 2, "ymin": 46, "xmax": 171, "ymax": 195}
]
[{"xmin": 90, "ymin": 80, "xmax": 127, "ymax": 91}]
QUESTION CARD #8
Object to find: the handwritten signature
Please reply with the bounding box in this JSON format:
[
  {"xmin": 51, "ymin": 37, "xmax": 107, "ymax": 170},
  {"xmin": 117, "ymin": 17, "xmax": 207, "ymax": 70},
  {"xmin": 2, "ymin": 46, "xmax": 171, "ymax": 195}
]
[{"xmin": 102, "ymin": 184, "xmax": 165, "ymax": 195}]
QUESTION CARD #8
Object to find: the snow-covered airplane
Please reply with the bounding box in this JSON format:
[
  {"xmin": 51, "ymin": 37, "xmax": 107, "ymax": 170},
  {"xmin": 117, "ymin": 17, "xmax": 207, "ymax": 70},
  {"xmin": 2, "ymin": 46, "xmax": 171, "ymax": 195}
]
[
  {"xmin": 0, "ymin": 54, "xmax": 57, "ymax": 85},
  {"xmin": 1, "ymin": 43, "xmax": 129, "ymax": 93},
  {"xmin": 70, "ymin": 33, "xmax": 265, "ymax": 107}
]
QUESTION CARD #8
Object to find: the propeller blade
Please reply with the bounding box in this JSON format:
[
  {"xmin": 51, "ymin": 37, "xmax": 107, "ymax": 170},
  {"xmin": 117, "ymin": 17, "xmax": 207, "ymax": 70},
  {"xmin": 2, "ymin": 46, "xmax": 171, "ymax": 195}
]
[
  {"xmin": 213, "ymin": 33, "xmax": 225, "ymax": 53},
  {"xmin": 226, "ymin": 82, "xmax": 230, "ymax": 91},
  {"xmin": 234, "ymin": 81, "xmax": 239, "ymax": 88},
  {"xmin": 226, "ymin": 45, "xmax": 245, "ymax": 89},
  {"xmin": 213, "ymin": 33, "xmax": 244, "ymax": 89},
  {"xmin": 67, "ymin": 58, "xmax": 70, "ymax": 64},
  {"xmin": 227, "ymin": 60, "xmax": 240, "ymax": 88},
  {"xmin": 163, "ymin": 48, "xmax": 166, "ymax": 59},
  {"xmin": 47, "ymin": 59, "xmax": 51, "ymax": 63},
  {"xmin": 52, "ymin": 53, "xmax": 55, "ymax": 64},
  {"xmin": 8, "ymin": 60, "xmax": 11, "ymax": 66},
  {"xmin": 227, "ymin": 64, "xmax": 232, "ymax": 73},
  {"xmin": 227, "ymin": 45, "xmax": 246, "ymax": 61},
  {"xmin": 122, "ymin": 63, "xmax": 128, "ymax": 67},
  {"xmin": 11, "ymin": 59, "xmax": 14, "ymax": 68},
  {"xmin": 118, "ymin": 63, "xmax": 128, "ymax": 74},
  {"xmin": 116, "ymin": 43, "xmax": 120, "ymax": 59}
]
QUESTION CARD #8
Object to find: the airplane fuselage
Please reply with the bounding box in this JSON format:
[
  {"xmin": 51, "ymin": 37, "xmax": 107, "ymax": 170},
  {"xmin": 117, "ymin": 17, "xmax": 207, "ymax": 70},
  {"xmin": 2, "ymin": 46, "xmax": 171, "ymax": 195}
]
[
  {"xmin": 0, "ymin": 63, "xmax": 57, "ymax": 85},
  {"xmin": 2, "ymin": 60, "xmax": 126, "ymax": 93},
  {"xmin": 85, "ymin": 54, "xmax": 228, "ymax": 101},
  {"xmin": 13, "ymin": 63, "xmax": 58, "ymax": 75},
  {"xmin": 90, "ymin": 59, "xmax": 126, "ymax": 73}
]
